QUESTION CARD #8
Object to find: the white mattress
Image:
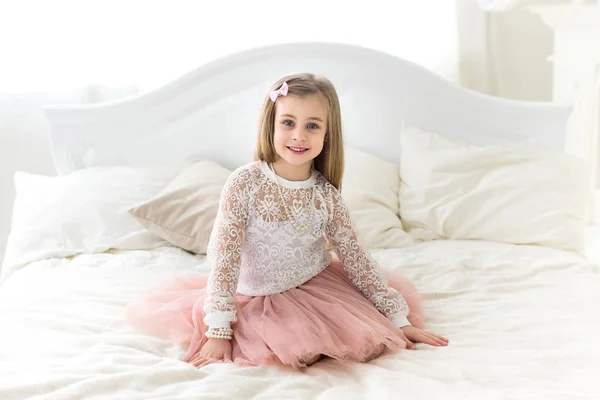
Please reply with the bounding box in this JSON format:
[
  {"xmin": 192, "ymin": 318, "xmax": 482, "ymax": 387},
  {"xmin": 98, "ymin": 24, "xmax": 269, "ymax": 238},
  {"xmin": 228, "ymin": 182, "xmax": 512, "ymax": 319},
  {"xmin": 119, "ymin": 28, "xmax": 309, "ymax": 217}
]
[{"xmin": 1, "ymin": 240, "xmax": 599, "ymax": 400}]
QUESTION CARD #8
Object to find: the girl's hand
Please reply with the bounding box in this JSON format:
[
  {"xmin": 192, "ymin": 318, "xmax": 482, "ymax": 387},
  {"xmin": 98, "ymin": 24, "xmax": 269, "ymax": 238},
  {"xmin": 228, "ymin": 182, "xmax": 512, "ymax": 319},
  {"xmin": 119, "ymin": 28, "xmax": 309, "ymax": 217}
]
[
  {"xmin": 399, "ymin": 325, "xmax": 449, "ymax": 349},
  {"xmin": 189, "ymin": 338, "xmax": 232, "ymax": 367}
]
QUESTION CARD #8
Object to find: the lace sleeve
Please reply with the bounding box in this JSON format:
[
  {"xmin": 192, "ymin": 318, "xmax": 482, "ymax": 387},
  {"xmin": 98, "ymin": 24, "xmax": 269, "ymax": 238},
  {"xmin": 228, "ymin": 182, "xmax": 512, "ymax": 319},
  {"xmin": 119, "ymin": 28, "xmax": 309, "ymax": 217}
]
[
  {"xmin": 203, "ymin": 168, "xmax": 251, "ymax": 335},
  {"xmin": 325, "ymin": 185, "xmax": 411, "ymax": 328}
]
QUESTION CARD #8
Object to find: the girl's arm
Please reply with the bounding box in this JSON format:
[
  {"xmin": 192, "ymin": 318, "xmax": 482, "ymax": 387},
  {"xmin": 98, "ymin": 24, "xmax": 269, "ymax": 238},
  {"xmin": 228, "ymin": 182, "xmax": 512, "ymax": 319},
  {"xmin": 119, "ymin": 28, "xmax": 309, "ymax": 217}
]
[
  {"xmin": 325, "ymin": 185, "xmax": 411, "ymax": 328},
  {"xmin": 203, "ymin": 168, "xmax": 251, "ymax": 338}
]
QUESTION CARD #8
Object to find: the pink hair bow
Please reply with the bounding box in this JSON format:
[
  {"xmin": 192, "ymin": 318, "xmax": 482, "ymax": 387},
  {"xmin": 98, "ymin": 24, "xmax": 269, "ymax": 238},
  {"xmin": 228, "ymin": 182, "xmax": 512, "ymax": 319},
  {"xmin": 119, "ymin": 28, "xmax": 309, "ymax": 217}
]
[{"xmin": 269, "ymin": 81, "xmax": 289, "ymax": 102}]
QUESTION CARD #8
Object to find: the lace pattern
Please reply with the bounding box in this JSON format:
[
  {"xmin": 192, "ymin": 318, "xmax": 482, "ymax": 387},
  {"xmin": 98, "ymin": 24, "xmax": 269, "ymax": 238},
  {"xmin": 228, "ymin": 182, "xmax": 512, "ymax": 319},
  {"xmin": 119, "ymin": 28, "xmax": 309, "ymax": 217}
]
[
  {"xmin": 324, "ymin": 185, "xmax": 410, "ymax": 320},
  {"xmin": 203, "ymin": 161, "xmax": 409, "ymax": 334}
]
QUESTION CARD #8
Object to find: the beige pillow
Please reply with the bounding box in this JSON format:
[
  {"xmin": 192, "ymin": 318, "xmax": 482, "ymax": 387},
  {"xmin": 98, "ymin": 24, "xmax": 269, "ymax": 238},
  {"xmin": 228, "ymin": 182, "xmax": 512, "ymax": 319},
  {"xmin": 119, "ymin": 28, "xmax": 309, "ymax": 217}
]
[
  {"xmin": 130, "ymin": 151, "xmax": 413, "ymax": 254},
  {"xmin": 129, "ymin": 160, "xmax": 231, "ymax": 254},
  {"xmin": 342, "ymin": 147, "xmax": 413, "ymax": 249}
]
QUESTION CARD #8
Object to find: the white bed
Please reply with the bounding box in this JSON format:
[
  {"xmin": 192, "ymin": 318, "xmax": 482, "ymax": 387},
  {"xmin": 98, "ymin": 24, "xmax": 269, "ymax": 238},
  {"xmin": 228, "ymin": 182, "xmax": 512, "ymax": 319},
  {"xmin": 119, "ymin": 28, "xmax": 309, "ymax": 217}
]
[{"xmin": 1, "ymin": 42, "xmax": 599, "ymax": 400}]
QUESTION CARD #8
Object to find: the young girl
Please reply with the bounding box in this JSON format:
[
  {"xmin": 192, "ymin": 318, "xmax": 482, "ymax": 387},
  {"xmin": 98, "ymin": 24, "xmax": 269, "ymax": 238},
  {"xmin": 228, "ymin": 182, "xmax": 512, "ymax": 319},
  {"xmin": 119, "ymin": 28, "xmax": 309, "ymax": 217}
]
[{"xmin": 125, "ymin": 73, "xmax": 448, "ymax": 369}]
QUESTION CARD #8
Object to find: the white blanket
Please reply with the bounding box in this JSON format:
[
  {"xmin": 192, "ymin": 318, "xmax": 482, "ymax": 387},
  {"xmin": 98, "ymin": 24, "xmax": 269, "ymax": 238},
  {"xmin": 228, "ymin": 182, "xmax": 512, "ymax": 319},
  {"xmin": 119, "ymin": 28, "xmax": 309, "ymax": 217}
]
[{"xmin": 1, "ymin": 241, "xmax": 599, "ymax": 400}]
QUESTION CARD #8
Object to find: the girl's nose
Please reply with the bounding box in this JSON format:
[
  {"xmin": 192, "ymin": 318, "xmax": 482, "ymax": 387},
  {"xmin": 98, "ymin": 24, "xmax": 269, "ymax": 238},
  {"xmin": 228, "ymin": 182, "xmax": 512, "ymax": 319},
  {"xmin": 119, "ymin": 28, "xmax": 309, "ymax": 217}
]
[{"xmin": 293, "ymin": 129, "xmax": 307, "ymax": 141}]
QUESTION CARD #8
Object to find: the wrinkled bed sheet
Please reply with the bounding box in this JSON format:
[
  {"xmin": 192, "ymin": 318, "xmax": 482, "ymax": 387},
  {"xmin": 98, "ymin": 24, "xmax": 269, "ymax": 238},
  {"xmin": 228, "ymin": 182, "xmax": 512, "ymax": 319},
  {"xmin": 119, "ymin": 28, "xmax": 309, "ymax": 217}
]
[{"xmin": 1, "ymin": 240, "xmax": 599, "ymax": 400}]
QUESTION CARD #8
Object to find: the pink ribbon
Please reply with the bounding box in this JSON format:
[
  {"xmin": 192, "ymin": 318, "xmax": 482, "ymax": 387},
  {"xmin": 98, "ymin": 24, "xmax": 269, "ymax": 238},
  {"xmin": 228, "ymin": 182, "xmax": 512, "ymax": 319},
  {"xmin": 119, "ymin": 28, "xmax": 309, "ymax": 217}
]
[{"xmin": 269, "ymin": 81, "xmax": 289, "ymax": 102}]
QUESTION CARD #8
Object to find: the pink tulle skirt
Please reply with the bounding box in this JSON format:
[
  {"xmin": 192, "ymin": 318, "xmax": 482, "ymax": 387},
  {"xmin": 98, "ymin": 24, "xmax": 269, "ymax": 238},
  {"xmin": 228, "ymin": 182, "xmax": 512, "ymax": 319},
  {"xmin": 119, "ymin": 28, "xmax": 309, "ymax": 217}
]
[{"xmin": 125, "ymin": 259, "xmax": 423, "ymax": 369}]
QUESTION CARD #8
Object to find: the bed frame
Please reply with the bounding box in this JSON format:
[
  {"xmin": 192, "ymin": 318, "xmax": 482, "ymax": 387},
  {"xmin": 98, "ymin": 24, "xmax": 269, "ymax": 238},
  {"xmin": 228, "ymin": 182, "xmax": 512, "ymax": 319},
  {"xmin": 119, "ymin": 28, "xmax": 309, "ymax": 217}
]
[{"xmin": 44, "ymin": 42, "xmax": 572, "ymax": 175}]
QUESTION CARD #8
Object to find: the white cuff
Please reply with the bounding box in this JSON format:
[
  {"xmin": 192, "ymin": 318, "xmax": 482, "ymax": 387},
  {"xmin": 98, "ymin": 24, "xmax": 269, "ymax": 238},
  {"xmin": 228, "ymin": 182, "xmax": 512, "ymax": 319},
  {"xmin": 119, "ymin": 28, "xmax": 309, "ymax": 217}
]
[
  {"xmin": 203, "ymin": 311, "xmax": 233, "ymax": 329},
  {"xmin": 390, "ymin": 313, "xmax": 411, "ymax": 328}
]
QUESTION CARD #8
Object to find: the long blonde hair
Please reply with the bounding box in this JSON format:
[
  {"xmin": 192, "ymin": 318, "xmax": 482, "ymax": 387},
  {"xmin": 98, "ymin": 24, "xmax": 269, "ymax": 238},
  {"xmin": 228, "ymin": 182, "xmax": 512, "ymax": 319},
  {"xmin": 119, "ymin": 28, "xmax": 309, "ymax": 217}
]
[{"xmin": 254, "ymin": 73, "xmax": 344, "ymax": 190}]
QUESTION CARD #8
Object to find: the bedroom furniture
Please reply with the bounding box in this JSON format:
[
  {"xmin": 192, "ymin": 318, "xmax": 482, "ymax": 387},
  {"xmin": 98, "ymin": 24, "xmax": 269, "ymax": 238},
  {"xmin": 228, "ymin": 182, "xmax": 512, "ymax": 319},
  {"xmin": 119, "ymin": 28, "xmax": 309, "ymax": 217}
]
[{"xmin": 530, "ymin": 4, "xmax": 600, "ymax": 221}]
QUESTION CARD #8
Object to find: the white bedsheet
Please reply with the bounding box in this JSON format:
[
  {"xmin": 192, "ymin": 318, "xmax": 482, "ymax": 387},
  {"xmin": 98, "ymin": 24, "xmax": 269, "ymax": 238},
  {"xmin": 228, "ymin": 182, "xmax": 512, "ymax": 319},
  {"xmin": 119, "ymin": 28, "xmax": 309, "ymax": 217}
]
[{"xmin": 1, "ymin": 241, "xmax": 599, "ymax": 400}]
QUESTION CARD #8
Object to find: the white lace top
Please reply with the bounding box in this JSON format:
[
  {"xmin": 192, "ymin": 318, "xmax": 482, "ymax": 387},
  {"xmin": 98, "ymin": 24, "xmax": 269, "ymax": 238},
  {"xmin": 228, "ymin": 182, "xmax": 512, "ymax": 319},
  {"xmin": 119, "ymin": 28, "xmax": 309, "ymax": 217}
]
[{"xmin": 203, "ymin": 161, "xmax": 411, "ymax": 335}]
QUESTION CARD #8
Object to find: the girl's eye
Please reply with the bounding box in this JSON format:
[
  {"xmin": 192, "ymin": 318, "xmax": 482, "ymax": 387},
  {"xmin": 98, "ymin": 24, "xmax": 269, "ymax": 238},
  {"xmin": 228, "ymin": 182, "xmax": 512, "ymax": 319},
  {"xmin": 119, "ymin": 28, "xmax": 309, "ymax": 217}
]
[
  {"xmin": 307, "ymin": 123, "xmax": 319, "ymax": 130},
  {"xmin": 283, "ymin": 120, "xmax": 294, "ymax": 127}
]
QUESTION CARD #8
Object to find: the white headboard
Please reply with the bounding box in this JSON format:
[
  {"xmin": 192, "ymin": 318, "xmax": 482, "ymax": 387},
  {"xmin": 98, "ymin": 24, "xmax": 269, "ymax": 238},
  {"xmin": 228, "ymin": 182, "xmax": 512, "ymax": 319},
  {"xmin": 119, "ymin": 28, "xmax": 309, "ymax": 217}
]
[{"xmin": 44, "ymin": 42, "xmax": 572, "ymax": 175}]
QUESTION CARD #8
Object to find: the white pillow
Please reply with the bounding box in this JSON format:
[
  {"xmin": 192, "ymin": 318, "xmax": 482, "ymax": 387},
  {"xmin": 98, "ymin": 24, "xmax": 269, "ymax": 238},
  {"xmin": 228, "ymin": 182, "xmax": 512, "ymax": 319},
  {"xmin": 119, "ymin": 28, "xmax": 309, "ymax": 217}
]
[
  {"xmin": 399, "ymin": 124, "xmax": 590, "ymax": 253},
  {"xmin": 1, "ymin": 165, "xmax": 181, "ymax": 280},
  {"xmin": 343, "ymin": 147, "xmax": 413, "ymax": 249}
]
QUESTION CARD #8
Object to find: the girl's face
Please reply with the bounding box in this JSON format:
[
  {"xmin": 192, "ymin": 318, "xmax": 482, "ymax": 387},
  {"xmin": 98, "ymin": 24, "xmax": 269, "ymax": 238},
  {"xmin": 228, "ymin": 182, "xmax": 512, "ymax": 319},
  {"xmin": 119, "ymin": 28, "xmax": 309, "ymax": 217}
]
[{"xmin": 273, "ymin": 94, "xmax": 327, "ymax": 169}]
